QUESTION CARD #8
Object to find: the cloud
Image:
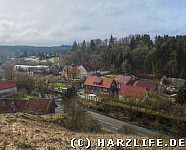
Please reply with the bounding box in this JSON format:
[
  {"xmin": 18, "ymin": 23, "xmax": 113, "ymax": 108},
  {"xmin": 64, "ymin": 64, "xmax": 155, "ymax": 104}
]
[{"xmin": 0, "ymin": 0, "xmax": 185, "ymax": 46}]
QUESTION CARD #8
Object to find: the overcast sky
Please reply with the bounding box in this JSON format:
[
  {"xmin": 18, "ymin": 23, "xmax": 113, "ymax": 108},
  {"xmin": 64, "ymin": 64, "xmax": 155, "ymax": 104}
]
[{"xmin": 0, "ymin": 0, "xmax": 186, "ymax": 46}]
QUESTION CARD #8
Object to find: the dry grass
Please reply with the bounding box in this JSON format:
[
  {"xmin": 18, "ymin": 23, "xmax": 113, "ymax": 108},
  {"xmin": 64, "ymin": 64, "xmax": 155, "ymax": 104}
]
[{"xmin": 0, "ymin": 113, "xmax": 180, "ymax": 150}]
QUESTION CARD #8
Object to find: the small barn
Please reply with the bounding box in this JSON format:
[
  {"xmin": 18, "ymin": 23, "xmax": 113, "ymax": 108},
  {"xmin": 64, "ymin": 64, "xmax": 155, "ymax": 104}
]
[{"xmin": 0, "ymin": 98, "xmax": 57, "ymax": 114}]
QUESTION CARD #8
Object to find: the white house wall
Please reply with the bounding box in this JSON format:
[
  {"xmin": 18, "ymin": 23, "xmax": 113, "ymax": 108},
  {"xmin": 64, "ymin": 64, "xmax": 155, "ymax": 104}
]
[{"xmin": 0, "ymin": 87, "xmax": 17, "ymax": 96}]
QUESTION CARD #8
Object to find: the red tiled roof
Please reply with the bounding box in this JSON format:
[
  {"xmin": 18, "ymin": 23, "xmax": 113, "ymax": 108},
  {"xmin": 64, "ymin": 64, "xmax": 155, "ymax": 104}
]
[
  {"xmin": 0, "ymin": 80, "xmax": 16, "ymax": 90},
  {"xmin": 114, "ymin": 75, "xmax": 131, "ymax": 84},
  {"xmin": 0, "ymin": 98, "xmax": 57, "ymax": 114},
  {"xmin": 95, "ymin": 77, "xmax": 103, "ymax": 83},
  {"xmin": 84, "ymin": 76, "xmax": 113, "ymax": 88},
  {"xmin": 133, "ymin": 80, "xmax": 157, "ymax": 90},
  {"xmin": 25, "ymin": 98, "xmax": 57, "ymax": 114},
  {"xmin": 0, "ymin": 99, "xmax": 27, "ymax": 113},
  {"xmin": 118, "ymin": 84, "xmax": 146, "ymax": 99}
]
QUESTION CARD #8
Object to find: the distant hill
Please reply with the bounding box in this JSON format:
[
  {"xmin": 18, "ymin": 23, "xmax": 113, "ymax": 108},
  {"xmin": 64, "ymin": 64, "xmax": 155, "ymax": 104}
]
[
  {"xmin": 0, "ymin": 45, "xmax": 72, "ymax": 56},
  {"xmin": 0, "ymin": 45, "xmax": 72, "ymax": 63}
]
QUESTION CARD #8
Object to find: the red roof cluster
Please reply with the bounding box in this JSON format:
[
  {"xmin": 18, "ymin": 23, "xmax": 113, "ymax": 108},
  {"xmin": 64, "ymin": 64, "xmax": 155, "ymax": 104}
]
[
  {"xmin": 114, "ymin": 75, "xmax": 131, "ymax": 84},
  {"xmin": 118, "ymin": 84, "xmax": 146, "ymax": 99},
  {"xmin": 0, "ymin": 80, "xmax": 16, "ymax": 90},
  {"xmin": 84, "ymin": 76, "xmax": 114, "ymax": 88}
]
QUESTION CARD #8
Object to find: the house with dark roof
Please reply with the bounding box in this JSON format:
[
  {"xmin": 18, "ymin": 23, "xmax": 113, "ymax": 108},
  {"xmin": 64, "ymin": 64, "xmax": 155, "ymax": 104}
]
[
  {"xmin": 160, "ymin": 76, "xmax": 185, "ymax": 95},
  {"xmin": 83, "ymin": 76, "xmax": 118, "ymax": 94},
  {"xmin": 133, "ymin": 79, "xmax": 158, "ymax": 91},
  {"xmin": 118, "ymin": 84, "xmax": 147, "ymax": 101},
  {"xmin": 168, "ymin": 78, "xmax": 185, "ymax": 88},
  {"xmin": 160, "ymin": 76, "xmax": 185, "ymax": 88},
  {"xmin": 0, "ymin": 80, "xmax": 17, "ymax": 97},
  {"xmin": 0, "ymin": 98, "xmax": 57, "ymax": 114}
]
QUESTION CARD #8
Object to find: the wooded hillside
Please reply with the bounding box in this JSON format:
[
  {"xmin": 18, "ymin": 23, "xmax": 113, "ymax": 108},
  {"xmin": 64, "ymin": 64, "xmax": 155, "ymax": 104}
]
[{"xmin": 67, "ymin": 34, "xmax": 186, "ymax": 79}]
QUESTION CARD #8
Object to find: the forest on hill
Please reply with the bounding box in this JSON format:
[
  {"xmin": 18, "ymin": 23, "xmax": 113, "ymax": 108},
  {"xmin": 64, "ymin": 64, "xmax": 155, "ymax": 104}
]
[
  {"xmin": 68, "ymin": 34, "xmax": 186, "ymax": 79},
  {"xmin": 0, "ymin": 45, "xmax": 71, "ymax": 58}
]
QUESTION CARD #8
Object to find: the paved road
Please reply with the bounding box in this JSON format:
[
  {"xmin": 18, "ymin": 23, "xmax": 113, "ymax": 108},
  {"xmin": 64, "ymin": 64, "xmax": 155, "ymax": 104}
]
[
  {"xmin": 54, "ymin": 98, "xmax": 64, "ymax": 114},
  {"xmin": 87, "ymin": 110, "xmax": 170, "ymax": 139},
  {"xmin": 54, "ymin": 97, "xmax": 171, "ymax": 139}
]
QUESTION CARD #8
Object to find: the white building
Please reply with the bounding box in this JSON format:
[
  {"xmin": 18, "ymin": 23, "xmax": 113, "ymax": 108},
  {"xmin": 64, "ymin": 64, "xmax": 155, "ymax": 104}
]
[
  {"xmin": 63, "ymin": 65, "xmax": 88, "ymax": 79},
  {"xmin": 14, "ymin": 65, "xmax": 49, "ymax": 74}
]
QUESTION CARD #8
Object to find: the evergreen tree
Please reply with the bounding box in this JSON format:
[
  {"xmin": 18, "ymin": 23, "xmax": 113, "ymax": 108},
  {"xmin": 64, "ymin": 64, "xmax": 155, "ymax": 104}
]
[
  {"xmin": 23, "ymin": 50, "xmax": 28, "ymax": 57},
  {"xmin": 90, "ymin": 40, "xmax": 96, "ymax": 50},
  {"xmin": 176, "ymin": 87, "xmax": 186, "ymax": 105},
  {"xmin": 109, "ymin": 34, "xmax": 114, "ymax": 48},
  {"xmin": 82, "ymin": 40, "xmax": 86, "ymax": 49},
  {"xmin": 72, "ymin": 41, "xmax": 78, "ymax": 51}
]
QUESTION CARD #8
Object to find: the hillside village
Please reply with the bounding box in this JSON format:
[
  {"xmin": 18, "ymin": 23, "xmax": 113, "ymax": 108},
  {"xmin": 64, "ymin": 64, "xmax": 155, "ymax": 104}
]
[
  {"xmin": 0, "ymin": 48, "xmax": 185, "ymax": 139},
  {"xmin": 0, "ymin": 35, "xmax": 185, "ymax": 150},
  {"xmin": 1, "ymin": 0, "xmax": 186, "ymax": 149},
  {"xmin": 2, "ymin": 58, "xmax": 185, "ymax": 103}
]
